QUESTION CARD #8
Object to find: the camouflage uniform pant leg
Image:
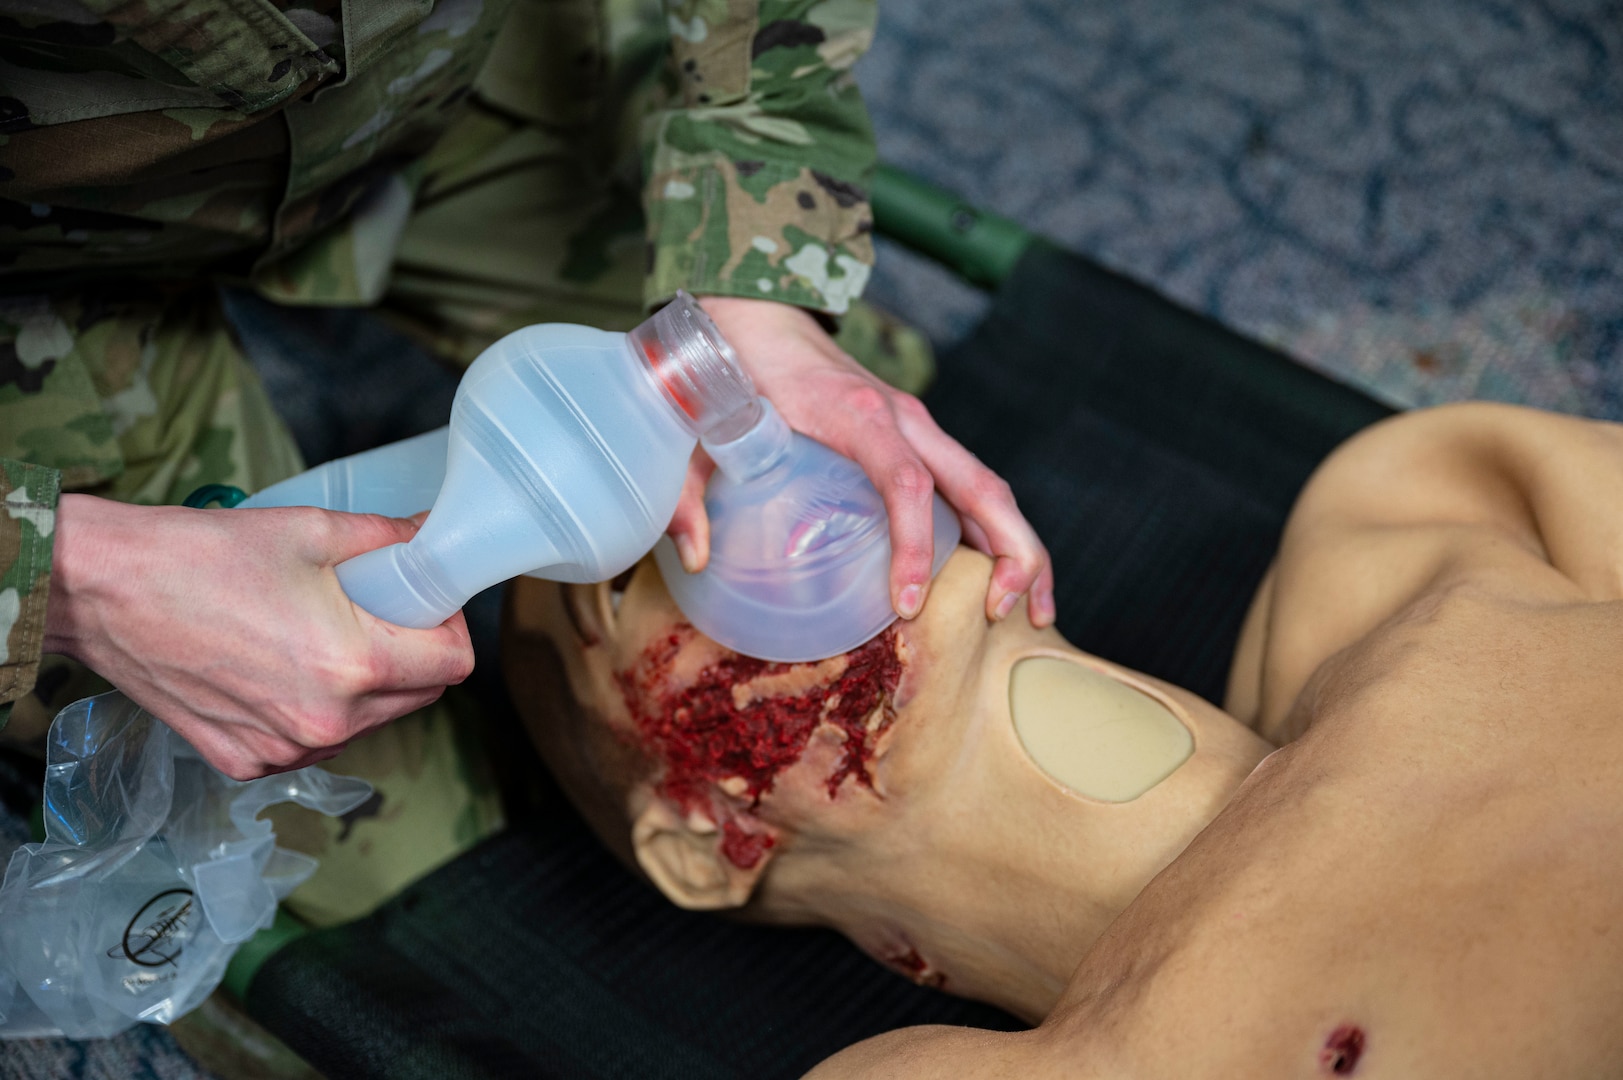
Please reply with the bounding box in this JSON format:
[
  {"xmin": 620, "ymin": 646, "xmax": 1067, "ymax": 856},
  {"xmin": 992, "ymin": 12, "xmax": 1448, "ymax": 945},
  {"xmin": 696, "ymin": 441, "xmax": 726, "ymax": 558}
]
[
  {"xmin": 1, "ymin": 285, "xmax": 307, "ymax": 743},
  {"xmin": 383, "ymin": 107, "xmax": 653, "ymax": 364},
  {"xmin": 381, "ymin": 0, "xmax": 660, "ymax": 364},
  {"xmin": 86, "ymin": 289, "xmax": 307, "ymax": 506},
  {"xmin": 260, "ymin": 687, "xmax": 505, "ymax": 928},
  {"xmin": 0, "ymin": 285, "xmax": 304, "ymax": 504}
]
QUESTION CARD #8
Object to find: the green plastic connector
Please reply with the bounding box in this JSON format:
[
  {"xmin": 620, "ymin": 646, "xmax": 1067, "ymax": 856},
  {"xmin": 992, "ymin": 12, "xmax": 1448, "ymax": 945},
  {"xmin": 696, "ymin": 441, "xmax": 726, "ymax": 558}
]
[
  {"xmin": 222, "ymin": 905, "xmax": 309, "ymax": 1003},
  {"xmin": 183, "ymin": 484, "xmax": 248, "ymax": 509},
  {"xmin": 870, "ymin": 165, "xmax": 1035, "ymax": 289}
]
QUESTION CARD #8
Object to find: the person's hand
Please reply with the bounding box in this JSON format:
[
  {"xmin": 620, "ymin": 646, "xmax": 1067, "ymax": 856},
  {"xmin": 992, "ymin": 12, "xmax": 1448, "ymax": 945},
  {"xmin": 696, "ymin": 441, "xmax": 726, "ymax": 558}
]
[
  {"xmin": 44, "ymin": 495, "xmax": 474, "ymax": 780},
  {"xmin": 669, "ymin": 296, "xmax": 1055, "ymax": 627}
]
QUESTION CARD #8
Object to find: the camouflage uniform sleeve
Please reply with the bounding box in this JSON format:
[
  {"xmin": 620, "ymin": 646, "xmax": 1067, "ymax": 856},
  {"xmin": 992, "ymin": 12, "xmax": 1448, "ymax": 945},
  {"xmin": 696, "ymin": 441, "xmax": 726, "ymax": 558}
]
[
  {"xmin": 643, "ymin": 0, "xmax": 880, "ymax": 316},
  {"xmin": 0, "ymin": 459, "xmax": 62, "ymax": 731}
]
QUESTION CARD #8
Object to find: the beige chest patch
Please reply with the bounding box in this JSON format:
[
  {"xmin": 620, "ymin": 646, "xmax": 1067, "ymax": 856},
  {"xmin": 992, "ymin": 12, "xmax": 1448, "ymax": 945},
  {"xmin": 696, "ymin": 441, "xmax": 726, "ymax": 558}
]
[{"xmin": 1009, "ymin": 657, "xmax": 1193, "ymax": 802}]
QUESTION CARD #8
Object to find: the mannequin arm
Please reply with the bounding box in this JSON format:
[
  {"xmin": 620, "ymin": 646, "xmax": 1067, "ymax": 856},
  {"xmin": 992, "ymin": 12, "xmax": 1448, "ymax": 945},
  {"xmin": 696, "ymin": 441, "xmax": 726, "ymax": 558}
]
[{"xmin": 804, "ymin": 1025, "xmax": 1054, "ymax": 1079}]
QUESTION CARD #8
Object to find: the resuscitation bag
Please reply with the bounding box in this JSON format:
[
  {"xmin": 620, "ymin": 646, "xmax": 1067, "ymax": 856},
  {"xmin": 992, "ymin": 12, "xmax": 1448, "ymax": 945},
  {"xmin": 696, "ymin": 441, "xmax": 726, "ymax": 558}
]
[{"xmin": 0, "ymin": 691, "xmax": 372, "ymax": 1039}]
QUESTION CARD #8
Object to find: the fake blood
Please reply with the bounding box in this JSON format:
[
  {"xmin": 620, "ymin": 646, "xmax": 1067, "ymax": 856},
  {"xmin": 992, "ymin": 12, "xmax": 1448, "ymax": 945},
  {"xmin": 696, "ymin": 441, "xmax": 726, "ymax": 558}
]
[
  {"xmin": 1320, "ymin": 1025, "xmax": 1364, "ymax": 1075},
  {"xmin": 881, "ymin": 946, "xmax": 947, "ymax": 989},
  {"xmin": 720, "ymin": 821, "xmax": 774, "ymax": 869},
  {"xmin": 620, "ymin": 624, "xmax": 902, "ymax": 865}
]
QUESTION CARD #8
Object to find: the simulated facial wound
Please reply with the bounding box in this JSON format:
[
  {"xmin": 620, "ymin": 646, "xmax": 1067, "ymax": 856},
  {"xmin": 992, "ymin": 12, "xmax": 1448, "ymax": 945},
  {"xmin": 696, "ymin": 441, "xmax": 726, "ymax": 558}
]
[{"xmin": 615, "ymin": 622, "xmax": 904, "ymax": 868}]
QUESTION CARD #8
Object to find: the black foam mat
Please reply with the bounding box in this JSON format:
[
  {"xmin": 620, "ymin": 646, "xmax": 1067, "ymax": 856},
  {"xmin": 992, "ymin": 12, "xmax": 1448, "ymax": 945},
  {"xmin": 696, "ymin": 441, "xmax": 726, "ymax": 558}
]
[
  {"xmin": 926, "ymin": 243, "xmax": 1392, "ymax": 702},
  {"xmin": 247, "ymin": 788, "xmax": 1023, "ymax": 1080}
]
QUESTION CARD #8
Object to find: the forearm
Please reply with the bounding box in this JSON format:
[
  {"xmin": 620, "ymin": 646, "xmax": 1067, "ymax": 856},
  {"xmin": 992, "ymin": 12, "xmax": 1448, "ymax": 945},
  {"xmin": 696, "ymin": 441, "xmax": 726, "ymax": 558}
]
[
  {"xmin": 0, "ymin": 459, "xmax": 62, "ymax": 723},
  {"xmin": 804, "ymin": 1025, "xmax": 1048, "ymax": 1080},
  {"xmin": 40, "ymin": 493, "xmax": 151, "ymax": 664}
]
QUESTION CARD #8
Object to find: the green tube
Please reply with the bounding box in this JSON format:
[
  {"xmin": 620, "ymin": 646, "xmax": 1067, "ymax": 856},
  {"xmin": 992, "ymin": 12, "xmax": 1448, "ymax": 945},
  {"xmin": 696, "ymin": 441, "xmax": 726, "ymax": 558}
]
[
  {"xmin": 870, "ymin": 165, "xmax": 1035, "ymax": 289},
  {"xmin": 221, "ymin": 906, "xmax": 309, "ymax": 1003},
  {"xmin": 183, "ymin": 483, "xmax": 248, "ymax": 509}
]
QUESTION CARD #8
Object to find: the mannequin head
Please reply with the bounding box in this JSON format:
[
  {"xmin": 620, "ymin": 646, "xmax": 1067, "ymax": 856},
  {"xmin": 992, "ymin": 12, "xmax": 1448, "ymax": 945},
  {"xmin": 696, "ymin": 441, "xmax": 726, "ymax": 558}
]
[
  {"xmin": 505, "ymin": 553, "xmax": 918, "ymax": 908},
  {"xmin": 504, "ymin": 548, "xmax": 1272, "ymax": 1018}
]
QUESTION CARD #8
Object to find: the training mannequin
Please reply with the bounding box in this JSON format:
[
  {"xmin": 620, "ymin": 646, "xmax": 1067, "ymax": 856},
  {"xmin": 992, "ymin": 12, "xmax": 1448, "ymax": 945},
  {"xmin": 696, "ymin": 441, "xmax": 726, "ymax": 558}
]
[
  {"xmin": 507, "ymin": 540, "xmax": 1270, "ymax": 1020},
  {"xmin": 504, "ymin": 402, "xmax": 1623, "ymax": 1076}
]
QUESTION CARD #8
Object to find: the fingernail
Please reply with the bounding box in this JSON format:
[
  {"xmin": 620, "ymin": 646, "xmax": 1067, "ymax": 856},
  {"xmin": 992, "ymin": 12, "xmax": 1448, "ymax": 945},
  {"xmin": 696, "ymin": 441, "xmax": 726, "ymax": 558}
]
[
  {"xmin": 1034, "ymin": 589, "xmax": 1055, "ymax": 625},
  {"xmin": 993, "ymin": 592, "xmax": 1018, "ymax": 621},
  {"xmin": 897, "ymin": 584, "xmax": 923, "ymax": 619},
  {"xmin": 676, "ymin": 535, "xmax": 700, "ymax": 574}
]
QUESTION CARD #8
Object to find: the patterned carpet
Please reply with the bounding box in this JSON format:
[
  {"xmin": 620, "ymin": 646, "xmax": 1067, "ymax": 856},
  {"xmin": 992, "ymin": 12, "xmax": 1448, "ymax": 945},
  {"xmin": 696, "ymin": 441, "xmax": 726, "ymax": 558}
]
[
  {"xmin": 3, "ymin": 1, "xmax": 1619, "ymax": 1076},
  {"xmin": 861, "ymin": 0, "xmax": 1623, "ymax": 417}
]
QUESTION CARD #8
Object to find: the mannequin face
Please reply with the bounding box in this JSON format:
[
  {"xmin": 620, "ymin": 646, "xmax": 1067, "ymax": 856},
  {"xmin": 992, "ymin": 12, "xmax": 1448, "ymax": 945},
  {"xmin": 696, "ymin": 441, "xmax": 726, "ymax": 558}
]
[{"xmin": 505, "ymin": 547, "xmax": 1268, "ymax": 931}]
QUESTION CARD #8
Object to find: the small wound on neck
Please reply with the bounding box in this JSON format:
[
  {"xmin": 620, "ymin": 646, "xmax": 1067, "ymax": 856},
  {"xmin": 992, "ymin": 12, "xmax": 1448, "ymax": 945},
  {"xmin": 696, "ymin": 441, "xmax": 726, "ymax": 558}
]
[{"xmin": 880, "ymin": 946, "xmax": 947, "ymax": 989}]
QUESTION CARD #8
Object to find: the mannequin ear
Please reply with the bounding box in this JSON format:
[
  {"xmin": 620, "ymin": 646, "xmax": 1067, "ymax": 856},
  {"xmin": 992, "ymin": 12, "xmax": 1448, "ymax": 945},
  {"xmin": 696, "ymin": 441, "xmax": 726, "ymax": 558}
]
[
  {"xmin": 561, "ymin": 581, "xmax": 618, "ymax": 646},
  {"xmin": 632, "ymin": 799, "xmax": 774, "ymax": 911}
]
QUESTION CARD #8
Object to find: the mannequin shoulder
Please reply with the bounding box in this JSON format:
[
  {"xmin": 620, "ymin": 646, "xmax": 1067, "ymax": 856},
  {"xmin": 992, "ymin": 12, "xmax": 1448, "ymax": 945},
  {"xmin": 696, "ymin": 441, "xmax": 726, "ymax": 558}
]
[
  {"xmin": 1239, "ymin": 403, "xmax": 1620, "ymax": 739},
  {"xmin": 1288, "ymin": 402, "xmax": 1623, "ymax": 545}
]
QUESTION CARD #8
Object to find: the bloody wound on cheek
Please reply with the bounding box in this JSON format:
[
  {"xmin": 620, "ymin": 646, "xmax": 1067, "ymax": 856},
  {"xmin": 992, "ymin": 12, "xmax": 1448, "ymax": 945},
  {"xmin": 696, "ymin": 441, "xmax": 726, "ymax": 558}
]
[{"xmin": 620, "ymin": 626, "xmax": 903, "ymax": 866}]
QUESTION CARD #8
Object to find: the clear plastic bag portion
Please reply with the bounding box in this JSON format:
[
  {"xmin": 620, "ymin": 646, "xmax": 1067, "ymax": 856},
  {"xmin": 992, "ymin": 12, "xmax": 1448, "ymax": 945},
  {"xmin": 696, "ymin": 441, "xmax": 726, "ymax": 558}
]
[{"xmin": 0, "ymin": 691, "xmax": 372, "ymax": 1039}]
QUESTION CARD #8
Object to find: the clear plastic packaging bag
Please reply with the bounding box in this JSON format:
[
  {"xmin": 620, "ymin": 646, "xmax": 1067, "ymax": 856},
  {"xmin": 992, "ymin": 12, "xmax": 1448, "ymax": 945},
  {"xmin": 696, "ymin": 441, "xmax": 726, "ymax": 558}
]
[{"xmin": 0, "ymin": 691, "xmax": 371, "ymax": 1039}]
